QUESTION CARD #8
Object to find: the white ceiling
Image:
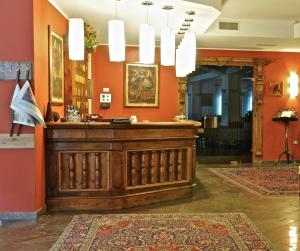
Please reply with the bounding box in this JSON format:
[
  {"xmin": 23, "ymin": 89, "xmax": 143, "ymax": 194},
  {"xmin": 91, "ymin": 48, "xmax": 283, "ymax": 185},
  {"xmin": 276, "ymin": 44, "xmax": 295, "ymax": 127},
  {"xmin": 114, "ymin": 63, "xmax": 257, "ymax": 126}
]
[{"xmin": 49, "ymin": 0, "xmax": 300, "ymax": 52}]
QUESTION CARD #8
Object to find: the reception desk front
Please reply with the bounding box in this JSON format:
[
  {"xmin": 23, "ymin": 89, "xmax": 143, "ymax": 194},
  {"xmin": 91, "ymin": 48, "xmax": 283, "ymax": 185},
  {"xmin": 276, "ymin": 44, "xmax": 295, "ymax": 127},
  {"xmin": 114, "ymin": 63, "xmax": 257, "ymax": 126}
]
[{"xmin": 46, "ymin": 121, "xmax": 199, "ymax": 211}]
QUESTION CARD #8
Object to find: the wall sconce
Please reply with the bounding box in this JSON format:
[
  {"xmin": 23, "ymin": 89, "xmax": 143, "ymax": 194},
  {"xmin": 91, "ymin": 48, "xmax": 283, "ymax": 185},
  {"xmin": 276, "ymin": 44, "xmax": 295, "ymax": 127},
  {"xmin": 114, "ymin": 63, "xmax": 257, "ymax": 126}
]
[{"xmin": 289, "ymin": 72, "xmax": 299, "ymax": 98}]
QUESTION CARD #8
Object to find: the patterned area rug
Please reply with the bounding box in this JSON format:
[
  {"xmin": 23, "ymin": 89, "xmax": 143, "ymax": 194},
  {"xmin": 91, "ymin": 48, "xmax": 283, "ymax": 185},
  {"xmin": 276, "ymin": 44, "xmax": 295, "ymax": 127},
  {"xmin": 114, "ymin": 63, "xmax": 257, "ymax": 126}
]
[
  {"xmin": 50, "ymin": 214, "xmax": 272, "ymax": 251},
  {"xmin": 209, "ymin": 167, "xmax": 299, "ymax": 197}
]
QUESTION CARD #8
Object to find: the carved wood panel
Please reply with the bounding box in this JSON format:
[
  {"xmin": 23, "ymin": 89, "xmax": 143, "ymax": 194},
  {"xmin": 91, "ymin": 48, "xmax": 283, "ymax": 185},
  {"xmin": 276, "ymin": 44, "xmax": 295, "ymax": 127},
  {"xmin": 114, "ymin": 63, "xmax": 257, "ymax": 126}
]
[
  {"xmin": 178, "ymin": 57, "xmax": 271, "ymax": 163},
  {"xmin": 58, "ymin": 151, "xmax": 109, "ymax": 191},
  {"xmin": 126, "ymin": 148, "xmax": 189, "ymax": 189}
]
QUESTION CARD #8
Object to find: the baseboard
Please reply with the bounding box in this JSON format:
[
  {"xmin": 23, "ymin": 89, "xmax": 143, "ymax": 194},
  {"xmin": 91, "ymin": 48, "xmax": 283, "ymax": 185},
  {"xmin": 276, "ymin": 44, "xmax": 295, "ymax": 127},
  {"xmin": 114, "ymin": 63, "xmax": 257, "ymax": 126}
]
[{"xmin": 0, "ymin": 205, "xmax": 47, "ymax": 221}]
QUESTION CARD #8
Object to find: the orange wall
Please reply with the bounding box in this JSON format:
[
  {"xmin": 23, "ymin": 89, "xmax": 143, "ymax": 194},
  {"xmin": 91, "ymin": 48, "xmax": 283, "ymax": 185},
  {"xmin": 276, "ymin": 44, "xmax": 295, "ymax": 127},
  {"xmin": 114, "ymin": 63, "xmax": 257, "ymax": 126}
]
[
  {"xmin": 92, "ymin": 46, "xmax": 178, "ymax": 121},
  {"xmin": 0, "ymin": 0, "xmax": 67, "ymax": 213},
  {"xmin": 33, "ymin": 0, "xmax": 68, "ymax": 210},
  {"xmin": 0, "ymin": 0, "xmax": 36, "ymax": 212}
]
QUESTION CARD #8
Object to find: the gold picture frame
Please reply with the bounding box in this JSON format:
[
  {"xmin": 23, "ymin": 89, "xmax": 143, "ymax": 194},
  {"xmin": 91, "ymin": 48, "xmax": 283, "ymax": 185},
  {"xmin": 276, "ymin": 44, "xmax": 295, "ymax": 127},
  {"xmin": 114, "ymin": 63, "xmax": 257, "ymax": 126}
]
[
  {"xmin": 124, "ymin": 62, "xmax": 159, "ymax": 107},
  {"xmin": 49, "ymin": 26, "xmax": 64, "ymax": 105},
  {"xmin": 269, "ymin": 81, "xmax": 283, "ymax": 96}
]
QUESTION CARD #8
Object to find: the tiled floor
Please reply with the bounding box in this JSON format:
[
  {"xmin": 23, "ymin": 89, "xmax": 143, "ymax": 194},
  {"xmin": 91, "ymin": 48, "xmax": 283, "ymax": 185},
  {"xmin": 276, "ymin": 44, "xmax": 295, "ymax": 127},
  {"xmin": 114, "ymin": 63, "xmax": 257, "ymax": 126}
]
[{"xmin": 0, "ymin": 164, "xmax": 299, "ymax": 250}]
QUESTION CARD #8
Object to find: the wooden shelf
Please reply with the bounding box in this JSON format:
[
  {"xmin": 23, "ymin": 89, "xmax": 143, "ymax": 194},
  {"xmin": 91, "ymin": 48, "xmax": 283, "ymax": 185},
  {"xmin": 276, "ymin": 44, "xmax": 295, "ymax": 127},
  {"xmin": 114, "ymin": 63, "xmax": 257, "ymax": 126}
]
[{"xmin": 64, "ymin": 42, "xmax": 88, "ymax": 115}]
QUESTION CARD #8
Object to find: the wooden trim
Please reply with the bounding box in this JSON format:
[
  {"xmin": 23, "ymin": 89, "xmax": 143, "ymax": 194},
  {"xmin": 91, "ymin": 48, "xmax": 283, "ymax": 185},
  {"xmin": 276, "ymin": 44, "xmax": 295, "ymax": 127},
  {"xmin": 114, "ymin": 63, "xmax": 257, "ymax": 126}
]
[
  {"xmin": 0, "ymin": 134, "xmax": 35, "ymax": 149},
  {"xmin": 46, "ymin": 185, "xmax": 196, "ymax": 211},
  {"xmin": 178, "ymin": 56, "xmax": 272, "ymax": 163}
]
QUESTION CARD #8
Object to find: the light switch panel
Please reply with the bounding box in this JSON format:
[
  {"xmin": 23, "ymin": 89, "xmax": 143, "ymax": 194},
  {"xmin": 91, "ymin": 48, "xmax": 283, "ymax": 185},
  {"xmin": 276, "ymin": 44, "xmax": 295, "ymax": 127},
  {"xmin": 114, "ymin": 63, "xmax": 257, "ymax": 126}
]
[{"xmin": 100, "ymin": 93, "xmax": 112, "ymax": 103}]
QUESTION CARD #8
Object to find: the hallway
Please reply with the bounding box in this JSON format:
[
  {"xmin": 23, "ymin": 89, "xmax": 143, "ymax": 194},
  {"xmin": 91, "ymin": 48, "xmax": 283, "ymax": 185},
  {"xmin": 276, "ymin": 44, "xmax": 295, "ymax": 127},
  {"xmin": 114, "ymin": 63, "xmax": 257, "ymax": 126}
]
[{"xmin": 0, "ymin": 164, "xmax": 299, "ymax": 251}]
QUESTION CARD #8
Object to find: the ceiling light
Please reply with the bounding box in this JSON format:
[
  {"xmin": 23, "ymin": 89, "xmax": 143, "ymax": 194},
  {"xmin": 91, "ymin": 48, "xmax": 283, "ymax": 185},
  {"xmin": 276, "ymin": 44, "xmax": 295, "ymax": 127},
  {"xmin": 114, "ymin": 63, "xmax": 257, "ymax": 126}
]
[
  {"xmin": 161, "ymin": 27, "xmax": 175, "ymax": 66},
  {"xmin": 139, "ymin": 1, "xmax": 155, "ymax": 64},
  {"xmin": 184, "ymin": 31, "xmax": 196, "ymax": 74},
  {"xmin": 108, "ymin": 0, "xmax": 125, "ymax": 62},
  {"xmin": 176, "ymin": 32, "xmax": 196, "ymax": 77},
  {"xmin": 161, "ymin": 5, "xmax": 175, "ymax": 66},
  {"xmin": 68, "ymin": 18, "xmax": 85, "ymax": 60},
  {"xmin": 176, "ymin": 47, "xmax": 185, "ymax": 77}
]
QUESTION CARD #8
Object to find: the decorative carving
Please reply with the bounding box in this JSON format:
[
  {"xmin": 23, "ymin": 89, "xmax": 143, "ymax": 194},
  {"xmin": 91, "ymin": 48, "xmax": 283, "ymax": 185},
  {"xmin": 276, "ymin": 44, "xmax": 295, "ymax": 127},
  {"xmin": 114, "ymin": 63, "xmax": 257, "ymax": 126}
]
[
  {"xmin": 178, "ymin": 77, "xmax": 187, "ymax": 116},
  {"xmin": 82, "ymin": 153, "xmax": 87, "ymax": 189},
  {"xmin": 178, "ymin": 56, "xmax": 271, "ymax": 163},
  {"xmin": 95, "ymin": 153, "xmax": 100, "ymax": 188},
  {"xmin": 69, "ymin": 153, "xmax": 74, "ymax": 189},
  {"xmin": 59, "ymin": 151, "xmax": 109, "ymax": 191},
  {"xmin": 127, "ymin": 148, "xmax": 188, "ymax": 188},
  {"xmin": 177, "ymin": 150, "xmax": 183, "ymax": 180},
  {"xmin": 45, "ymin": 102, "xmax": 54, "ymax": 122}
]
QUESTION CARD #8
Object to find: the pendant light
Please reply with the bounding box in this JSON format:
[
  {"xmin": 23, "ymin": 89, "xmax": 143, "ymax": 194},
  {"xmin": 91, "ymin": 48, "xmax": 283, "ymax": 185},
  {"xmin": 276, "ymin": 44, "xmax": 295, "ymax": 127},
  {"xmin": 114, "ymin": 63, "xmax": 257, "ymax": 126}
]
[
  {"xmin": 184, "ymin": 31, "xmax": 196, "ymax": 74},
  {"xmin": 175, "ymin": 12, "xmax": 196, "ymax": 77},
  {"xmin": 161, "ymin": 5, "xmax": 175, "ymax": 66},
  {"xmin": 108, "ymin": 0, "xmax": 125, "ymax": 62},
  {"xmin": 176, "ymin": 47, "xmax": 185, "ymax": 77},
  {"xmin": 139, "ymin": 1, "xmax": 155, "ymax": 64},
  {"xmin": 69, "ymin": 18, "xmax": 85, "ymax": 60},
  {"xmin": 176, "ymin": 32, "xmax": 196, "ymax": 77}
]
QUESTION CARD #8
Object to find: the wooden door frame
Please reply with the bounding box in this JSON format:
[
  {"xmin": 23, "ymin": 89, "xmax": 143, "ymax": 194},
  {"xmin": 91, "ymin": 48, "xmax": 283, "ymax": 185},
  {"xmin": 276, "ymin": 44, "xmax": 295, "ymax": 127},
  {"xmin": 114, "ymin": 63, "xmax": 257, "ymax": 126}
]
[{"xmin": 177, "ymin": 57, "xmax": 271, "ymax": 163}]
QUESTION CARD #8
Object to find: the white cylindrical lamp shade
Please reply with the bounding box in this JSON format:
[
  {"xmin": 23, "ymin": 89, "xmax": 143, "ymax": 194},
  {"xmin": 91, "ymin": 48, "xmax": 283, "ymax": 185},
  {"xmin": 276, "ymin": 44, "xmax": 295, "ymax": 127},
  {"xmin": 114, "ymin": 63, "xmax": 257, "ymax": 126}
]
[
  {"xmin": 68, "ymin": 18, "xmax": 85, "ymax": 60},
  {"xmin": 176, "ymin": 47, "xmax": 186, "ymax": 77},
  {"xmin": 108, "ymin": 20, "xmax": 125, "ymax": 62},
  {"xmin": 161, "ymin": 27, "xmax": 175, "ymax": 66},
  {"xmin": 139, "ymin": 24, "xmax": 155, "ymax": 64},
  {"xmin": 185, "ymin": 32, "xmax": 196, "ymax": 74}
]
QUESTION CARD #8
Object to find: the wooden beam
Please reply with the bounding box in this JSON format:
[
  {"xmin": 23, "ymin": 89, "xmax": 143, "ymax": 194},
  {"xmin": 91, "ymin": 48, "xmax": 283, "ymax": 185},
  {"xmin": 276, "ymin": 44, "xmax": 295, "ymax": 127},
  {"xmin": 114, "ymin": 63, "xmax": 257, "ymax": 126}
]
[{"xmin": 0, "ymin": 134, "xmax": 35, "ymax": 149}]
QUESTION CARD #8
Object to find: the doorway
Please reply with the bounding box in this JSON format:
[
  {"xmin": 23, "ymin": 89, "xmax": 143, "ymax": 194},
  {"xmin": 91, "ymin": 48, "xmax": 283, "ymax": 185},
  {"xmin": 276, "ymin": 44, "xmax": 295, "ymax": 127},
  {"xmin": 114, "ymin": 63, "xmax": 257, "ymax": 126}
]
[{"xmin": 187, "ymin": 65, "xmax": 253, "ymax": 163}]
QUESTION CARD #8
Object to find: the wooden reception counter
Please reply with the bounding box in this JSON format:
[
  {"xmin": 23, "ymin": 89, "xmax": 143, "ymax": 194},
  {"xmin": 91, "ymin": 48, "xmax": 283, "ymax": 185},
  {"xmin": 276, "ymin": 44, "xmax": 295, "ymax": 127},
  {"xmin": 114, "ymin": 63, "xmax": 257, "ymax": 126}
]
[{"xmin": 46, "ymin": 121, "xmax": 200, "ymax": 211}]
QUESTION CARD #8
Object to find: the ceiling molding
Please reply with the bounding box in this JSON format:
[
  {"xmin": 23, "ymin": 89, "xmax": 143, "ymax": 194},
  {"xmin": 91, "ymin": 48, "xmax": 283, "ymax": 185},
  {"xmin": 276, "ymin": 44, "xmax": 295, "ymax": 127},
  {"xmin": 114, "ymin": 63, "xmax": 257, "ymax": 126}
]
[{"xmin": 48, "ymin": 0, "xmax": 69, "ymax": 20}]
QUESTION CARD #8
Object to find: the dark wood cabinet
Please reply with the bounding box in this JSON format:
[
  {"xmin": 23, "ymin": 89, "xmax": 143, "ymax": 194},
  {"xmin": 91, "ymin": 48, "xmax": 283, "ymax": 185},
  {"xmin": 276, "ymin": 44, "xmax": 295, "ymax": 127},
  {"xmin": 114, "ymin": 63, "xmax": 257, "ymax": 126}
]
[{"xmin": 46, "ymin": 122, "xmax": 199, "ymax": 211}]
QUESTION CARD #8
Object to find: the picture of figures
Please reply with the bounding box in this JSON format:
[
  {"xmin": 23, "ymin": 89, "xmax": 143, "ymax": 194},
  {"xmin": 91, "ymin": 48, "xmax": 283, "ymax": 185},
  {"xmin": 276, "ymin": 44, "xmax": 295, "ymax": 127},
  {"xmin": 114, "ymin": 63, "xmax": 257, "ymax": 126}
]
[
  {"xmin": 49, "ymin": 27, "xmax": 64, "ymax": 105},
  {"xmin": 269, "ymin": 81, "xmax": 283, "ymax": 96},
  {"xmin": 124, "ymin": 63, "xmax": 159, "ymax": 107}
]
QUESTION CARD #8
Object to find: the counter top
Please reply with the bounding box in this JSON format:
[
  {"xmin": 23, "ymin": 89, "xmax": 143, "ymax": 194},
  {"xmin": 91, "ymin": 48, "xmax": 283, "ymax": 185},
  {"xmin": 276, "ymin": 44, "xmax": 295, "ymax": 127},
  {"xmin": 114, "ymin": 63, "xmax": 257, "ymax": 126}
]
[{"xmin": 46, "ymin": 120, "xmax": 201, "ymax": 129}]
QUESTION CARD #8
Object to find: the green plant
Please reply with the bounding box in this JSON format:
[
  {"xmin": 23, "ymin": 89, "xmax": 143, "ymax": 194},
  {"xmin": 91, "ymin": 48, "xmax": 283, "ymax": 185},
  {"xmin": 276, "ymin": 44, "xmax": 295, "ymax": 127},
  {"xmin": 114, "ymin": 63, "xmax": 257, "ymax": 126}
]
[{"xmin": 84, "ymin": 24, "xmax": 97, "ymax": 52}]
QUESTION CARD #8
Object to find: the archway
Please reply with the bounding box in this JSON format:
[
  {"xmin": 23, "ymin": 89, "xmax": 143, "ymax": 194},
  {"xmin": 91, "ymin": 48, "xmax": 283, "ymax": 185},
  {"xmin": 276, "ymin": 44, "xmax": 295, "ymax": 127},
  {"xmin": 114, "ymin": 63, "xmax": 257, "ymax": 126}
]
[{"xmin": 178, "ymin": 57, "xmax": 271, "ymax": 163}]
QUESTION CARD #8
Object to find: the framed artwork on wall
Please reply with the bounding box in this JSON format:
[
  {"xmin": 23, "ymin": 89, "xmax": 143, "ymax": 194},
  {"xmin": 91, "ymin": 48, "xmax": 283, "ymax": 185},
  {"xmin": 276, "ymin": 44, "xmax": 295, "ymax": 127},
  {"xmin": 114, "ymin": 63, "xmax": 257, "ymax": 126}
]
[
  {"xmin": 49, "ymin": 26, "xmax": 64, "ymax": 105},
  {"xmin": 269, "ymin": 81, "xmax": 283, "ymax": 96},
  {"xmin": 124, "ymin": 62, "xmax": 159, "ymax": 107}
]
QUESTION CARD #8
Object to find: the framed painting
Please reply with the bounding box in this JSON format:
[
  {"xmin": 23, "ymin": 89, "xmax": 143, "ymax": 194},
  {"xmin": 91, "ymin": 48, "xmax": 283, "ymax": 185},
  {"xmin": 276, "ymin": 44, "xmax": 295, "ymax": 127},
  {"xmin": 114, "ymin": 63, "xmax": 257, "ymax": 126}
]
[
  {"xmin": 49, "ymin": 26, "xmax": 64, "ymax": 105},
  {"xmin": 269, "ymin": 81, "xmax": 283, "ymax": 96},
  {"xmin": 124, "ymin": 62, "xmax": 159, "ymax": 107}
]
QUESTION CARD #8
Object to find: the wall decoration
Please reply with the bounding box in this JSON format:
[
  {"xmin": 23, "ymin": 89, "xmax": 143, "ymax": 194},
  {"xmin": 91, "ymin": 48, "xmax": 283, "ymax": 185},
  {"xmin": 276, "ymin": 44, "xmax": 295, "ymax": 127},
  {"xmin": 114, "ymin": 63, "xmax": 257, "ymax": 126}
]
[
  {"xmin": 49, "ymin": 27, "xmax": 64, "ymax": 105},
  {"xmin": 269, "ymin": 81, "xmax": 283, "ymax": 96},
  {"xmin": 124, "ymin": 63, "xmax": 159, "ymax": 107}
]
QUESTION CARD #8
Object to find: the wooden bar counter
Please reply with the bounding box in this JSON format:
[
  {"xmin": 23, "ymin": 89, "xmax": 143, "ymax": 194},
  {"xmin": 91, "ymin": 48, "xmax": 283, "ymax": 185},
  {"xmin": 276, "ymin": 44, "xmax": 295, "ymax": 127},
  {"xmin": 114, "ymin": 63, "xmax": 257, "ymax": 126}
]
[{"xmin": 46, "ymin": 121, "xmax": 200, "ymax": 211}]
